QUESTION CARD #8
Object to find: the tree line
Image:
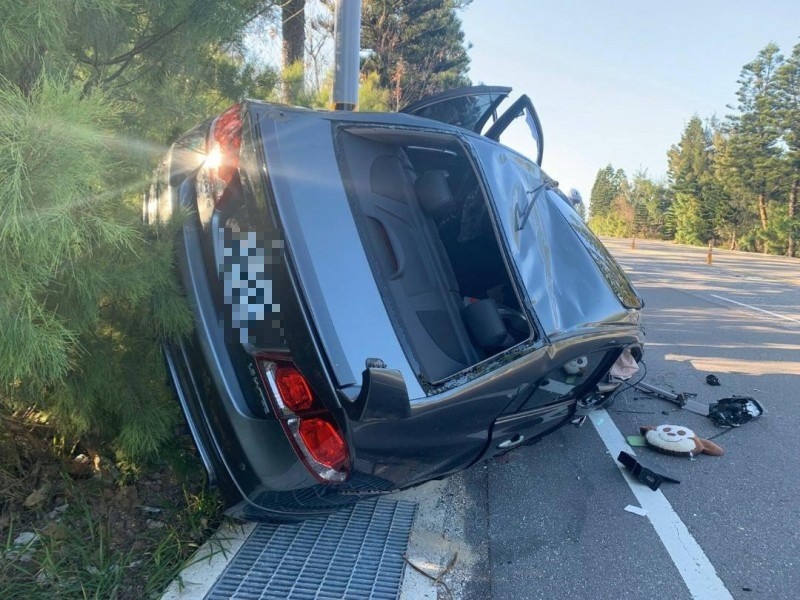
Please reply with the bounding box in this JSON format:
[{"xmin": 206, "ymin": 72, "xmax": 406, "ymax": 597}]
[{"xmin": 589, "ymin": 41, "xmax": 800, "ymax": 257}]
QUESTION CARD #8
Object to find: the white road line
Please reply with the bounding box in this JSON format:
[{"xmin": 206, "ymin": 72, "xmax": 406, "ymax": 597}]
[
  {"xmin": 589, "ymin": 410, "xmax": 733, "ymax": 600},
  {"xmin": 710, "ymin": 294, "xmax": 800, "ymax": 326}
]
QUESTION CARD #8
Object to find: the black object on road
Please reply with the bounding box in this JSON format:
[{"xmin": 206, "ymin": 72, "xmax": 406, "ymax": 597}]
[
  {"xmin": 617, "ymin": 451, "xmax": 681, "ymax": 491},
  {"xmin": 706, "ymin": 374, "xmax": 721, "ymax": 386},
  {"xmin": 708, "ymin": 396, "xmax": 765, "ymax": 427},
  {"xmin": 632, "ymin": 380, "xmax": 709, "ymax": 416}
]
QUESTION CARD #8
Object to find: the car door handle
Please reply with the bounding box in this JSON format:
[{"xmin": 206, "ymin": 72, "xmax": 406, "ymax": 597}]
[{"xmin": 498, "ymin": 434, "xmax": 525, "ymax": 449}]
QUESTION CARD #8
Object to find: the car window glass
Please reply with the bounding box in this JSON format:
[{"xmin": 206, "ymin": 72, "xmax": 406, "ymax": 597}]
[
  {"xmin": 550, "ymin": 197, "xmax": 643, "ymax": 309},
  {"xmin": 471, "ymin": 140, "xmax": 633, "ymax": 335},
  {"xmin": 409, "ymin": 93, "xmax": 506, "ymax": 132}
]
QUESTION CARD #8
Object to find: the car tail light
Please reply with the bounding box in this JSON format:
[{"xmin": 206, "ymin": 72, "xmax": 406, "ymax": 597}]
[
  {"xmin": 298, "ymin": 419, "xmax": 348, "ymax": 471},
  {"xmin": 255, "ymin": 356, "xmax": 350, "ymax": 483},
  {"xmin": 203, "ymin": 103, "xmax": 242, "ymax": 210},
  {"xmin": 275, "ymin": 366, "xmax": 315, "ymax": 412}
]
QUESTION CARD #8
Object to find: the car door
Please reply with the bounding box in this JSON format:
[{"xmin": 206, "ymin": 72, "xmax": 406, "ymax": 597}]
[
  {"xmin": 484, "ymin": 94, "xmax": 544, "ymax": 166},
  {"xmin": 400, "ymin": 85, "xmax": 511, "ymax": 134}
]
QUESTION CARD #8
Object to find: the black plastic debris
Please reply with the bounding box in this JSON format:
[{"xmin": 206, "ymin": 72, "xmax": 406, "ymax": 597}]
[
  {"xmin": 708, "ymin": 396, "xmax": 764, "ymax": 427},
  {"xmin": 706, "ymin": 374, "xmax": 721, "ymax": 386},
  {"xmin": 617, "ymin": 451, "xmax": 681, "ymax": 491}
]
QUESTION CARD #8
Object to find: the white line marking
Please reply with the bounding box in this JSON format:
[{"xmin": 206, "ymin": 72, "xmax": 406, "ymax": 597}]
[
  {"xmin": 589, "ymin": 410, "xmax": 733, "ymax": 600},
  {"xmin": 710, "ymin": 294, "xmax": 800, "ymax": 326}
]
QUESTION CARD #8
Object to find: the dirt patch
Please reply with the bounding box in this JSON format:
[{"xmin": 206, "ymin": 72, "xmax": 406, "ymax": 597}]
[{"xmin": 0, "ymin": 410, "xmax": 222, "ymax": 599}]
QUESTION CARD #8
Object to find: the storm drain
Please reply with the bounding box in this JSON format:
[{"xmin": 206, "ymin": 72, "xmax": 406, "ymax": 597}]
[{"xmin": 205, "ymin": 498, "xmax": 417, "ymax": 600}]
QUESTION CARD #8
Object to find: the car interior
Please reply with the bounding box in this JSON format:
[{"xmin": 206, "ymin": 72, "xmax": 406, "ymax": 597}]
[{"xmin": 336, "ymin": 126, "xmax": 533, "ymax": 383}]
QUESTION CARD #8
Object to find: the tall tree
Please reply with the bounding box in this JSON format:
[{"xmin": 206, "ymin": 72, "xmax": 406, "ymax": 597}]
[
  {"xmin": 723, "ymin": 43, "xmax": 784, "ymax": 235},
  {"xmin": 361, "ymin": 0, "xmax": 471, "ymax": 109},
  {"xmin": 667, "ymin": 116, "xmax": 715, "ymax": 244},
  {"xmin": 281, "ymin": 0, "xmax": 306, "ymax": 102},
  {"xmin": 588, "ymin": 165, "xmax": 632, "ymax": 236},
  {"xmin": 776, "ymin": 41, "xmax": 800, "ymax": 257},
  {"xmin": 589, "ymin": 165, "xmax": 625, "ymax": 220}
]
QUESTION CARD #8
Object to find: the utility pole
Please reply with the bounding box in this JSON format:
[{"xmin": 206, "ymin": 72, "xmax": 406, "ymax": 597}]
[{"xmin": 332, "ymin": 0, "xmax": 362, "ymax": 111}]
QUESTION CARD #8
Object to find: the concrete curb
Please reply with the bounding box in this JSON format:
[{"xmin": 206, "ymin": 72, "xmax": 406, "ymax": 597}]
[{"xmin": 161, "ymin": 521, "xmax": 256, "ymax": 600}]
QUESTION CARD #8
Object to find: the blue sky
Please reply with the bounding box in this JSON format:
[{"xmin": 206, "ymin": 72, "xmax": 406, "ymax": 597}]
[{"xmin": 460, "ymin": 0, "xmax": 800, "ymax": 202}]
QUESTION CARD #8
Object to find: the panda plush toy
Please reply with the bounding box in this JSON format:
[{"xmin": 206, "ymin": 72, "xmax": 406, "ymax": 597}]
[{"xmin": 640, "ymin": 424, "xmax": 724, "ymax": 457}]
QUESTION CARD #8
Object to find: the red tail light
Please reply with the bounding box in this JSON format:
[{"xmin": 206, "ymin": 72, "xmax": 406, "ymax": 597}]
[
  {"xmin": 275, "ymin": 366, "xmax": 315, "ymax": 412},
  {"xmin": 298, "ymin": 418, "xmax": 348, "ymax": 470},
  {"xmin": 255, "ymin": 356, "xmax": 350, "ymax": 483},
  {"xmin": 204, "ymin": 103, "xmax": 242, "ymax": 209}
]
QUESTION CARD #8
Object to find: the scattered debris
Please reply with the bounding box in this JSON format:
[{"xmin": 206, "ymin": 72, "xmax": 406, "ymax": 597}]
[
  {"xmin": 624, "ymin": 505, "xmax": 648, "ymax": 517},
  {"xmin": 146, "ymin": 519, "xmax": 166, "ymax": 529},
  {"xmin": 631, "ymin": 381, "xmax": 709, "ymax": 416},
  {"xmin": 402, "ymin": 551, "xmax": 458, "ymax": 600},
  {"xmin": 626, "ymin": 435, "xmax": 648, "ymax": 447},
  {"xmin": 13, "ymin": 531, "xmax": 38, "ymax": 546},
  {"xmin": 47, "ymin": 503, "xmax": 69, "ymax": 519},
  {"xmin": 706, "ymin": 374, "xmax": 721, "ymax": 386},
  {"xmin": 708, "ymin": 397, "xmax": 764, "ymax": 427},
  {"xmin": 617, "ymin": 451, "xmax": 680, "ymax": 491},
  {"xmin": 139, "ymin": 506, "xmax": 163, "ymax": 514},
  {"xmin": 640, "ymin": 425, "xmax": 724, "ymax": 457}
]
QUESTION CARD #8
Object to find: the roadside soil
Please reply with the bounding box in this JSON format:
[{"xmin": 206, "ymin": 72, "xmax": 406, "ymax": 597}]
[{"xmin": 0, "ymin": 409, "xmax": 221, "ymax": 599}]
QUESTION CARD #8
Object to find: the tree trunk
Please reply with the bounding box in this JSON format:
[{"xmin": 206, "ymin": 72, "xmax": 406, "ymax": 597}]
[
  {"xmin": 789, "ymin": 178, "xmax": 798, "ymax": 258},
  {"xmin": 757, "ymin": 191, "xmax": 768, "ymax": 230},
  {"xmin": 281, "ymin": 0, "xmax": 305, "ymax": 103}
]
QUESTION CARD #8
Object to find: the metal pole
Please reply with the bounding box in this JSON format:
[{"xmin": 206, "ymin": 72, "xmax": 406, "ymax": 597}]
[{"xmin": 332, "ymin": 0, "xmax": 362, "ymax": 111}]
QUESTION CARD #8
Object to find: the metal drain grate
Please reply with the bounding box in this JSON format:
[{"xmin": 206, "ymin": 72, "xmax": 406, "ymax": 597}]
[{"xmin": 206, "ymin": 498, "xmax": 417, "ymax": 600}]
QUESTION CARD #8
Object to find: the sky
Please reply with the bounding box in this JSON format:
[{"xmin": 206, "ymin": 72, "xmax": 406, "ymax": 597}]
[{"xmin": 459, "ymin": 0, "xmax": 800, "ymax": 203}]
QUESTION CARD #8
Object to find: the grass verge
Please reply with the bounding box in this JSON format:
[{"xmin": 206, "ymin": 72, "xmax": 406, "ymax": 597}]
[{"xmin": 0, "ymin": 409, "xmax": 226, "ymax": 599}]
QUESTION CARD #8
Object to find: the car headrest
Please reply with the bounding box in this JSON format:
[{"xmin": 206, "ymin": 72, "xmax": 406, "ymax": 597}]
[
  {"xmin": 414, "ymin": 170, "xmax": 455, "ymax": 219},
  {"xmin": 463, "ymin": 298, "xmax": 509, "ymax": 349},
  {"xmin": 370, "ymin": 155, "xmax": 409, "ymax": 203}
]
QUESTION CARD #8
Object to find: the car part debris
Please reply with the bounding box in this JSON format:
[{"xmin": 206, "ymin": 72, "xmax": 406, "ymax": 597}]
[
  {"xmin": 705, "ymin": 374, "xmax": 721, "ymax": 386},
  {"xmin": 631, "ymin": 380, "xmax": 709, "ymax": 416},
  {"xmin": 624, "ymin": 505, "xmax": 648, "ymax": 516},
  {"xmin": 708, "ymin": 396, "xmax": 764, "ymax": 427},
  {"xmin": 617, "ymin": 451, "xmax": 680, "ymax": 491},
  {"xmin": 640, "ymin": 425, "xmax": 724, "ymax": 457},
  {"xmin": 625, "ymin": 435, "xmax": 648, "ymax": 447}
]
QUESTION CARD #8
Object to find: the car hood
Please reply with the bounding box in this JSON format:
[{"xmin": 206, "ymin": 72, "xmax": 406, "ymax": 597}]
[{"xmin": 253, "ymin": 106, "xmax": 426, "ymax": 399}]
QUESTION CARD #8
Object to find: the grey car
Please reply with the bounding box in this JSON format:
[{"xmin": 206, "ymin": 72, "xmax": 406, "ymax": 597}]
[{"xmin": 144, "ymin": 86, "xmax": 644, "ymax": 520}]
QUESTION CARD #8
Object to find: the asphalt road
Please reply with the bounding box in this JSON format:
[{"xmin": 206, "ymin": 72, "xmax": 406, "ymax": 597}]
[{"xmin": 435, "ymin": 238, "xmax": 800, "ymax": 600}]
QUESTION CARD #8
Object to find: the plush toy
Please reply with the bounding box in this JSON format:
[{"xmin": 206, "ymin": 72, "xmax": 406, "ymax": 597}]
[{"xmin": 640, "ymin": 425, "xmax": 724, "ymax": 457}]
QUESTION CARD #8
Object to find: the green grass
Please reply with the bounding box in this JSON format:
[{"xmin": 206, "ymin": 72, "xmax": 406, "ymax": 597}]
[{"xmin": 0, "ymin": 470, "xmax": 223, "ymax": 599}]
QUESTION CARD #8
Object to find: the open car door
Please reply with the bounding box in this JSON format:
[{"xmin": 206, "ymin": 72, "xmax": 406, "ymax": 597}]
[
  {"xmin": 485, "ymin": 95, "xmax": 544, "ymax": 166},
  {"xmin": 400, "ymin": 85, "xmax": 511, "ymax": 134},
  {"xmin": 401, "ymin": 87, "xmax": 544, "ymax": 166}
]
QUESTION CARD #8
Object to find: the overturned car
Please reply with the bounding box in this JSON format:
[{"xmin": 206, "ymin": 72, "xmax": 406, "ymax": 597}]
[{"xmin": 144, "ymin": 86, "xmax": 644, "ymax": 520}]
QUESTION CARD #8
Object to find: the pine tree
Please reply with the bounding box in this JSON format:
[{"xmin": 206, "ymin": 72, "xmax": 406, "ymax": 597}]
[
  {"xmin": 667, "ymin": 116, "xmax": 715, "ymax": 244},
  {"xmin": 361, "ymin": 0, "xmax": 472, "ymax": 109},
  {"xmin": 0, "ymin": 0, "xmax": 280, "ymax": 459},
  {"xmin": 776, "ymin": 42, "xmax": 800, "ymax": 257},
  {"xmin": 724, "ymin": 43, "xmax": 785, "ymax": 241}
]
